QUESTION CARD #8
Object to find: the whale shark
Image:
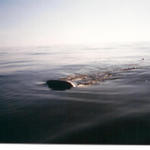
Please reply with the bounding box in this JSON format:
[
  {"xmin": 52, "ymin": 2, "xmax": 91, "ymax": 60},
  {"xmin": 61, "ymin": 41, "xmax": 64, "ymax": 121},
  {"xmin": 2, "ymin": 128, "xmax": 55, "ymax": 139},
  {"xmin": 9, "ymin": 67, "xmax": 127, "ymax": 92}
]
[{"xmin": 46, "ymin": 66, "xmax": 138, "ymax": 91}]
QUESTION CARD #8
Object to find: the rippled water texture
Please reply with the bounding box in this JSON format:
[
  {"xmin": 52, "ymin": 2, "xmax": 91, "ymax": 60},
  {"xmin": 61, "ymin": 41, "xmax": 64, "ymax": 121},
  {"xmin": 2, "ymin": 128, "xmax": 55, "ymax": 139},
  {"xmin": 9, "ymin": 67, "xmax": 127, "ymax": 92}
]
[{"xmin": 0, "ymin": 43, "xmax": 150, "ymax": 144}]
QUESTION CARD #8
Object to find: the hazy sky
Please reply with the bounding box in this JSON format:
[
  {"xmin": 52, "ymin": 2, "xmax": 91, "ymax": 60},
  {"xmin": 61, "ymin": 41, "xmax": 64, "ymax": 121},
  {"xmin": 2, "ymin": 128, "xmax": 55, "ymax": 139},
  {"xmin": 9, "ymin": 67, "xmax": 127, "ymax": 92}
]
[{"xmin": 0, "ymin": 0, "xmax": 150, "ymax": 46}]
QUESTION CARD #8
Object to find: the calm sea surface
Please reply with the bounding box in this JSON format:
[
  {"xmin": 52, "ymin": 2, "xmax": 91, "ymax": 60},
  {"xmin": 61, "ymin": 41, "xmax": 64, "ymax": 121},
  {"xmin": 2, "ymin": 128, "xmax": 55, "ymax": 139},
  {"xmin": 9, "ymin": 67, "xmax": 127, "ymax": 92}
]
[{"xmin": 0, "ymin": 43, "xmax": 150, "ymax": 144}]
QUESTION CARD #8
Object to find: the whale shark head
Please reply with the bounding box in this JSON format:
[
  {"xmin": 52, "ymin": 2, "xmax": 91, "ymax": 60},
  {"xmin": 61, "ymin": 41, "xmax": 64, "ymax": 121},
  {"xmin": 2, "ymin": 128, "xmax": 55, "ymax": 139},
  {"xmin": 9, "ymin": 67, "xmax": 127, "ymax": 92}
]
[{"xmin": 46, "ymin": 80, "xmax": 74, "ymax": 91}]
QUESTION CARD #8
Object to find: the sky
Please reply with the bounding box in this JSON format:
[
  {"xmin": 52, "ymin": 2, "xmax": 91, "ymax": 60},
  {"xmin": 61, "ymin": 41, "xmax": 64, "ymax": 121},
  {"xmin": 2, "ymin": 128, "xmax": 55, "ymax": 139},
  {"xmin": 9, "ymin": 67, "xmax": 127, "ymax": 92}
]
[{"xmin": 0, "ymin": 0, "xmax": 150, "ymax": 47}]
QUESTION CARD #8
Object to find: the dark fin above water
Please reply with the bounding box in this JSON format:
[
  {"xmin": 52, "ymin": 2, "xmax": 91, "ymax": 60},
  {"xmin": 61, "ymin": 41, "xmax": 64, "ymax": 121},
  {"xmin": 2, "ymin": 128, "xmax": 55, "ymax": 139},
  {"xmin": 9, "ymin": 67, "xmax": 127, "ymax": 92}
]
[{"xmin": 46, "ymin": 80, "xmax": 73, "ymax": 91}]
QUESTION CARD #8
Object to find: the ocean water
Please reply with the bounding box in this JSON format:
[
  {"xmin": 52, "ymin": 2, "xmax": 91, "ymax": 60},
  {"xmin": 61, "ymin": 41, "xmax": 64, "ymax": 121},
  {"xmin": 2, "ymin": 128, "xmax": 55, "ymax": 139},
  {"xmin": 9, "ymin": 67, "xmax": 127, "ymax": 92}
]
[{"xmin": 0, "ymin": 43, "xmax": 150, "ymax": 144}]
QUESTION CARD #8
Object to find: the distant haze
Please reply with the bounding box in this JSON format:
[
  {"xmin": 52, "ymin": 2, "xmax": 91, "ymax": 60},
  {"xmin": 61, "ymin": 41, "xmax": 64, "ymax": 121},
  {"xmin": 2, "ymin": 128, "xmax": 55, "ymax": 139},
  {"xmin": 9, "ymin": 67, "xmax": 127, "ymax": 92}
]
[{"xmin": 0, "ymin": 0, "xmax": 150, "ymax": 47}]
